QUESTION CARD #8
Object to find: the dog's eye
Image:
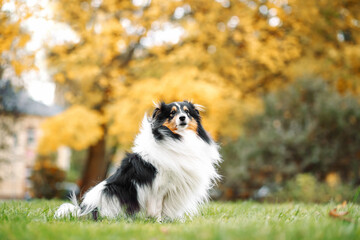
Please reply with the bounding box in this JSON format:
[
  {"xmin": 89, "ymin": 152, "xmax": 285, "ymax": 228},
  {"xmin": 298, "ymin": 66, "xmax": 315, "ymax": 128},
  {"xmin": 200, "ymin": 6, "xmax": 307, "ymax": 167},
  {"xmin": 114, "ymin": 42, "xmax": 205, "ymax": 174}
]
[
  {"xmin": 170, "ymin": 110, "xmax": 176, "ymax": 115},
  {"xmin": 185, "ymin": 109, "xmax": 189, "ymax": 114}
]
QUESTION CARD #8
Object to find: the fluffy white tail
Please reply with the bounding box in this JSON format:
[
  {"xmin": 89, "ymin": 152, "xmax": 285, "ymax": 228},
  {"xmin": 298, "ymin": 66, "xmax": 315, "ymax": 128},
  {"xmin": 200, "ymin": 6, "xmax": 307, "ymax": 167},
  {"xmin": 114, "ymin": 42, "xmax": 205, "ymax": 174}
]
[
  {"xmin": 54, "ymin": 192, "xmax": 81, "ymax": 218},
  {"xmin": 54, "ymin": 181, "xmax": 106, "ymax": 219}
]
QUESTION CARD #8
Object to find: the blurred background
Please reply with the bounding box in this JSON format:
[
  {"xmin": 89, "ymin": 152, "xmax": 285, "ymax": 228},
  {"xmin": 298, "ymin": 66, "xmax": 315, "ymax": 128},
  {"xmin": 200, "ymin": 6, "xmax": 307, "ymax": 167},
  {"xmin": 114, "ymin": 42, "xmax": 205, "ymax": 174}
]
[{"xmin": 0, "ymin": 0, "xmax": 359, "ymax": 203}]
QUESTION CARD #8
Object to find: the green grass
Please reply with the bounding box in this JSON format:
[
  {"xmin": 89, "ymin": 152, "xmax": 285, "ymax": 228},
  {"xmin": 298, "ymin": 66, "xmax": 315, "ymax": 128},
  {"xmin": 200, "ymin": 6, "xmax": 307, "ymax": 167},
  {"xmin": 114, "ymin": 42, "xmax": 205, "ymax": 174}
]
[{"xmin": 0, "ymin": 200, "xmax": 359, "ymax": 240}]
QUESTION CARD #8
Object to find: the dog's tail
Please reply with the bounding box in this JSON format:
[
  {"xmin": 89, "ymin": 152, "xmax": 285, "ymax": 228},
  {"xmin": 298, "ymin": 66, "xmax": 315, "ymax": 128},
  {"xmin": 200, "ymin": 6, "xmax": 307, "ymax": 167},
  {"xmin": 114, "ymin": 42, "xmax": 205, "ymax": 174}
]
[
  {"xmin": 54, "ymin": 181, "xmax": 106, "ymax": 219},
  {"xmin": 54, "ymin": 191, "xmax": 81, "ymax": 218}
]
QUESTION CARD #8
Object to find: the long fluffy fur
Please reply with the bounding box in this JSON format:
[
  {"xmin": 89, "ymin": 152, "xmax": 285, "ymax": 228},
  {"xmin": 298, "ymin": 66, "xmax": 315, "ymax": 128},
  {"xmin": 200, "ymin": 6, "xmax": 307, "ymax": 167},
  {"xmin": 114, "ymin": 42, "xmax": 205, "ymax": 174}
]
[{"xmin": 54, "ymin": 102, "xmax": 221, "ymax": 221}]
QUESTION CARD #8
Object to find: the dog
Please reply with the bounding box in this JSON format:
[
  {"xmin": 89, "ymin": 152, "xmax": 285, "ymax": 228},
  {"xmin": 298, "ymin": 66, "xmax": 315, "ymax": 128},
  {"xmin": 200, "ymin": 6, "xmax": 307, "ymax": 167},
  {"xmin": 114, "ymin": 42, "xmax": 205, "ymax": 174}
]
[{"xmin": 54, "ymin": 101, "xmax": 221, "ymax": 221}]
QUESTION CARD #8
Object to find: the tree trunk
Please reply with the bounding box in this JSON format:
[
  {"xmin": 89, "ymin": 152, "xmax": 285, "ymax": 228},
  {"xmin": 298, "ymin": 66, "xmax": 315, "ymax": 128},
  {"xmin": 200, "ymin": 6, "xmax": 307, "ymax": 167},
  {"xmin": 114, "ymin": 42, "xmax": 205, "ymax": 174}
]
[{"xmin": 80, "ymin": 127, "xmax": 108, "ymax": 195}]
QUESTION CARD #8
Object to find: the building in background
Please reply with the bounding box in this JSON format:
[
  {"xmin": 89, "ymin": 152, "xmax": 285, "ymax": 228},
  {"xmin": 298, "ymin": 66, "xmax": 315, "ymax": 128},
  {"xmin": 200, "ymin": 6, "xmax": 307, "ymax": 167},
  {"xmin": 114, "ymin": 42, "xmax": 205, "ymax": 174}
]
[{"xmin": 0, "ymin": 80, "xmax": 70, "ymax": 199}]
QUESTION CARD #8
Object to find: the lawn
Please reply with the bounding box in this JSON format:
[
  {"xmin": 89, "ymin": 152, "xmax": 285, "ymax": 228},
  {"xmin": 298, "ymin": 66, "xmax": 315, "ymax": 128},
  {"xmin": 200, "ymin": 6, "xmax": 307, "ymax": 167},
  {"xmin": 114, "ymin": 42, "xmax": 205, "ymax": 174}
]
[{"xmin": 0, "ymin": 200, "xmax": 359, "ymax": 240}]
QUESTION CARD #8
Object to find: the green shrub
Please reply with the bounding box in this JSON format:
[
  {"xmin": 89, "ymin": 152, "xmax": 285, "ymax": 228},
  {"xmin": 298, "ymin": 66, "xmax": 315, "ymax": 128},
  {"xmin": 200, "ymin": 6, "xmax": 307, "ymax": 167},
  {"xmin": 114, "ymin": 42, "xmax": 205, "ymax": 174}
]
[
  {"xmin": 65, "ymin": 149, "xmax": 86, "ymax": 183},
  {"xmin": 266, "ymin": 173, "xmax": 360, "ymax": 203},
  {"xmin": 221, "ymin": 78, "xmax": 360, "ymax": 200},
  {"xmin": 30, "ymin": 156, "xmax": 66, "ymax": 199}
]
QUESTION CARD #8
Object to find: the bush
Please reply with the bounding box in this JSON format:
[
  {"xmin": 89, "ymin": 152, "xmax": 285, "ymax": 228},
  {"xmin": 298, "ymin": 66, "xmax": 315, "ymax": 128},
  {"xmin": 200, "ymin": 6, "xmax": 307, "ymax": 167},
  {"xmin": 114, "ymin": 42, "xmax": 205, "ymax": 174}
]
[
  {"xmin": 30, "ymin": 156, "xmax": 66, "ymax": 199},
  {"xmin": 266, "ymin": 173, "xmax": 360, "ymax": 203},
  {"xmin": 221, "ymin": 78, "xmax": 360, "ymax": 200}
]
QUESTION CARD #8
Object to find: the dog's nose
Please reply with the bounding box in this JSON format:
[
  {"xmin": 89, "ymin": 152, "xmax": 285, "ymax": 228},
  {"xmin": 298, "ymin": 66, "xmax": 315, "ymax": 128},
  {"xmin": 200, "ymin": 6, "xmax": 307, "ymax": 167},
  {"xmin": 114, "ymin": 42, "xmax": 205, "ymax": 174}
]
[{"xmin": 179, "ymin": 116, "xmax": 186, "ymax": 121}]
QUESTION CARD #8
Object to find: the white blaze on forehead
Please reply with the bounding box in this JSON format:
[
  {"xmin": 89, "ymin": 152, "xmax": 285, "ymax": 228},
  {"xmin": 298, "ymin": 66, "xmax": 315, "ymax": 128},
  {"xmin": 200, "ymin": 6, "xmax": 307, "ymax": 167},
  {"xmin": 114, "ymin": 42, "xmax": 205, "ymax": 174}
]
[{"xmin": 174, "ymin": 102, "xmax": 183, "ymax": 113}]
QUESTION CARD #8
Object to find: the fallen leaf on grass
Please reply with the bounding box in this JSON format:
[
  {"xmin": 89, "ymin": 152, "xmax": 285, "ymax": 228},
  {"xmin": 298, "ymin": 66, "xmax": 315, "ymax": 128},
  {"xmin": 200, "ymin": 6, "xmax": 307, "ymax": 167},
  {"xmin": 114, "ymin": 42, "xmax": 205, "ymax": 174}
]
[
  {"xmin": 329, "ymin": 208, "xmax": 349, "ymax": 217},
  {"xmin": 329, "ymin": 208, "xmax": 352, "ymax": 222}
]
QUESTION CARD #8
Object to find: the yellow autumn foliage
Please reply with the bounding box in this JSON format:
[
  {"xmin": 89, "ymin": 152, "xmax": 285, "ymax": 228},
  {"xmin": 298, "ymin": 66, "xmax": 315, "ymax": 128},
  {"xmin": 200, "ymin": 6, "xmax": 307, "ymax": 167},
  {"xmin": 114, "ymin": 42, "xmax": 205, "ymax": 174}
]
[
  {"xmin": 0, "ymin": 0, "xmax": 34, "ymax": 76},
  {"xmin": 38, "ymin": 0, "xmax": 360, "ymax": 155},
  {"xmin": 106, "ymin": 67, "xmax": 261, "ymax": 147},
  {"xmin": 38, "ymin": 106, "xmax": 104, "ymax": 154}
]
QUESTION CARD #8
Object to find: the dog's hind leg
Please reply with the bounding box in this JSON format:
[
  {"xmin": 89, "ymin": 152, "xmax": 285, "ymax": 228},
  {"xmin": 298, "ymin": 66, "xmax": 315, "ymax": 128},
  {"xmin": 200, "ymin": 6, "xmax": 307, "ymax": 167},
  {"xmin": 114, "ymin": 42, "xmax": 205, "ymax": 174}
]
[{"xmin": 79, "ymin": 181, "xmax": 107, "ymax": 216}]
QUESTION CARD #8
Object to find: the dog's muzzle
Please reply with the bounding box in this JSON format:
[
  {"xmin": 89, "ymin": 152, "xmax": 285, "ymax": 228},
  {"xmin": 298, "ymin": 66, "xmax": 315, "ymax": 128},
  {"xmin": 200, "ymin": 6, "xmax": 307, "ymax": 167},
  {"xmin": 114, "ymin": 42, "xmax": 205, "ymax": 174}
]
[{"xmin": 177, "ymin": 114, "xmax": 188, "ymax": 128}]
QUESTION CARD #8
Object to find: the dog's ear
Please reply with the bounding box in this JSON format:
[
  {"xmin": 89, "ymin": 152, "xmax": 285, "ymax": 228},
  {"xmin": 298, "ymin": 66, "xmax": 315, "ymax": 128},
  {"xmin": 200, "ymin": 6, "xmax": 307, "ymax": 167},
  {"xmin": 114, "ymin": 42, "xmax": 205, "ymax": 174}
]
[
  {"xmin": 184, "ymin": 100, "xmax": 205, "ymax": 114},
  {"xmin": 152, "ymin": 101, "xmax": 164, "ymax": 119},
  {"xmin": 193, "ymin": 104, "xmax": 205, "ymax": 113},
  {"xmin": 152, "ymin": 107, "xmax": 160, "ymax": 119}
]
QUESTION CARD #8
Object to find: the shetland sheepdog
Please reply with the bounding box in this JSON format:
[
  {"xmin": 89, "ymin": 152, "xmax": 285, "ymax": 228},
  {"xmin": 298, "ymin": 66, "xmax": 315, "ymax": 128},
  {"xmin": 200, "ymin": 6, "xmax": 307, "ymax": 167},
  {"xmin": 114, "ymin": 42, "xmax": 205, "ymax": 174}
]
[{"xmin": 54, "ymin": 101, "xmax": 221, "ymax": 221}]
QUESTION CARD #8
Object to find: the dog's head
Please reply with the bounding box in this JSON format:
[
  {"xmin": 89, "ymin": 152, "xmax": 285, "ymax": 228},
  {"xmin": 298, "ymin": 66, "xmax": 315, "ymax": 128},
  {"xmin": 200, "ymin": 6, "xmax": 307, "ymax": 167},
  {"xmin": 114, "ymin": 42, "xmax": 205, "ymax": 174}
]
[{"xmin": 151, "ymin": 101, "xmax": 204, "ymax": 133}]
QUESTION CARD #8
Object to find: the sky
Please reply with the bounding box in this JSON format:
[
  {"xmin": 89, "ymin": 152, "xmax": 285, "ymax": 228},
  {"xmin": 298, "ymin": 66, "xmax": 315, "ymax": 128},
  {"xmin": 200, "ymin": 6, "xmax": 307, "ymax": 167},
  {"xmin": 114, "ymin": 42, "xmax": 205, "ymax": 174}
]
[
  {"xmin": 19, "ymin": 0, "xmax": 78, "ymax": 106},
  {"xmin": 1, "ymin": 0, "xmax": 78, "ymax": 105}
]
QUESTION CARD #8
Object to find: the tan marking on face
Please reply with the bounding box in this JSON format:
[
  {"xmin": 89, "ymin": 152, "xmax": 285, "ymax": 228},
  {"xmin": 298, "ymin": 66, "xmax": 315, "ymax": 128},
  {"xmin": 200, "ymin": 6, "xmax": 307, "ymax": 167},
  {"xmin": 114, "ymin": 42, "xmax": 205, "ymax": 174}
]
[
  {"xmin": 187, "ymin": 118, "xmax": 198, "ymax": 132},
  {"xmin": 163, "ymin": 118, "xmax": 177, "ymax": 133},
  {"xmin": 183, "ymin": 106, "xmax": 189, "ymax": 112},
  {"xmin": 171, "ymin": 106, "xmax": 177, "ymax": 113}
]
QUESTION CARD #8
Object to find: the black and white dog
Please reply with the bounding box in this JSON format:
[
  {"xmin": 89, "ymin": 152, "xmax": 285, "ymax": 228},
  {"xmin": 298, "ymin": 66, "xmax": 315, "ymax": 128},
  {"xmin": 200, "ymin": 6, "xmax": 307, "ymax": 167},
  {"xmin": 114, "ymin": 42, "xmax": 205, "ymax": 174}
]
[{"xmin": 54, "ymin": 101, "xmax": 221, "ymax": 221}]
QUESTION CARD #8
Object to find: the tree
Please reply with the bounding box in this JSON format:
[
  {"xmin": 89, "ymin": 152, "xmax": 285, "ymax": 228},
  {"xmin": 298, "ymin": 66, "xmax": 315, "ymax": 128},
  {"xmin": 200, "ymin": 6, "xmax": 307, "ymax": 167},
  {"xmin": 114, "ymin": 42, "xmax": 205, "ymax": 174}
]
[
  {"xmin": 41, "ymin": 0, "xmax": 195, "ymax": 193},
  {"xmin": 39, "ymin": 0, "xmax": 360, "ymax": 193}
]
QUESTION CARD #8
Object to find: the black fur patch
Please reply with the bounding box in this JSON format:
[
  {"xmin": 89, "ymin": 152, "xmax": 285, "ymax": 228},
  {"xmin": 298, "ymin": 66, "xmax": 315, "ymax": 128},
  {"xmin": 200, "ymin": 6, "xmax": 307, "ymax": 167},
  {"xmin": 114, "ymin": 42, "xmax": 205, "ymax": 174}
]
[
  {"xmin": 195, "ymin": 122, "xmax": 211, "ymax": 144},
  {"xmin": 103, "ymin": 153, "xmax": 157, "ymax": 215},
  {"xmin": 152, "ymin": 125, "xmax": 181, "ymax": 141}
]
